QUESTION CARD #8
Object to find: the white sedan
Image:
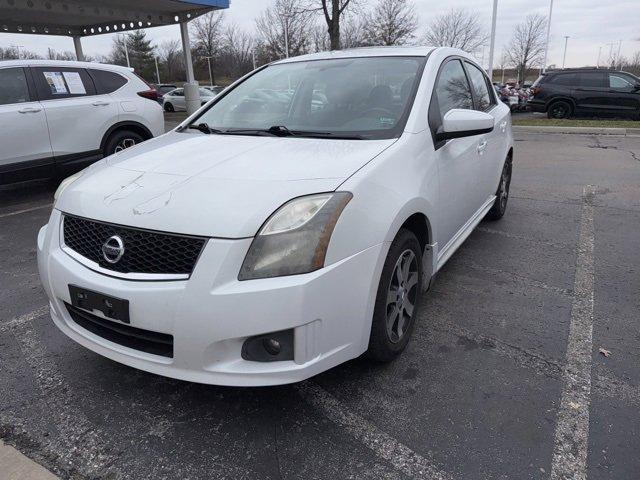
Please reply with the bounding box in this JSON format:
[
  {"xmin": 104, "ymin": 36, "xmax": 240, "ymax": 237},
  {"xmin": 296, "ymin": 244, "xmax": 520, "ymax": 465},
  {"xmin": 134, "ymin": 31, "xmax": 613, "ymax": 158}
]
[
  {"xmin": 38, "ymin": 47, "xmax": 513, "ymax": 386},
  {"xmin": 163, "ymin": 87, "xmax": 217, "ymax": 112}
]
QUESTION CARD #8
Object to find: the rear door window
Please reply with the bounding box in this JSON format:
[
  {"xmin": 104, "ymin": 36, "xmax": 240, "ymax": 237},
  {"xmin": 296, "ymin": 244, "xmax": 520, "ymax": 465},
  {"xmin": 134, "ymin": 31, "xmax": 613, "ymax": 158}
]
[
  {"xmin": 89, "ymin": 69, "xmax": 127, "ymax": 94},
  {"xmin": 464, "ymin": 62, "xmax": 494, "ymax": 111},
  {"xmin": 32, "ymin": 67, "xmax": 96, "ymax": 100},
  {"xmin": 577, "ymin": 72, "xmax": 605, "ymax": 88},
  {"xmin": 0, "ymin": 67, "xmax": 30, "ymax": 105},
  {"xmin": 549, "ymin": 73, "xmax": 576, "ymax": 86}
]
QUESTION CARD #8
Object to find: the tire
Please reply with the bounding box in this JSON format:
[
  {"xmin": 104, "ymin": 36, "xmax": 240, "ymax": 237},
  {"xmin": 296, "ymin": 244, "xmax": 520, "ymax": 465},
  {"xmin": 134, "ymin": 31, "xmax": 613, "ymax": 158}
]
[
  {"xmin": 547, "ymin": 100, "xmax": 572, "ymax": 119},
  {"xmin": 104, "ymin": 130, "xmax": 144, "ymax": 157},
  {"xmin": 486, "ymin": 156, "xmax": 513, "ymax": 221},
  {"xmin": 367, "ymin": 228, "xmax": 423, "ymax": 362},
  {"xmin": 164, "ymin": 102, "xmax": 174, "ymax": 112}
]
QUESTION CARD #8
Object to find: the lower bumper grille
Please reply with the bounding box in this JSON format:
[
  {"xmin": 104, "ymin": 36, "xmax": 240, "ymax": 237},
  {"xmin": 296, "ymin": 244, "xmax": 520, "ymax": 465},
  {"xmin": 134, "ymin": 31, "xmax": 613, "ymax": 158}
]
[{"xmin": 65, "ymin": 303, "xmax": 174, "ymax": 358}]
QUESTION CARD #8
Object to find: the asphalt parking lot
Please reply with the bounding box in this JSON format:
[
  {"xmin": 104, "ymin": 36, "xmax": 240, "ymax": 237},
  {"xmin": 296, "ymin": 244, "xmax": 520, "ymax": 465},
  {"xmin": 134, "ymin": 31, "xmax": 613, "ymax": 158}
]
[{"xmin": 1, "ymin": 131, "xmax": 639, "ymax": 480}]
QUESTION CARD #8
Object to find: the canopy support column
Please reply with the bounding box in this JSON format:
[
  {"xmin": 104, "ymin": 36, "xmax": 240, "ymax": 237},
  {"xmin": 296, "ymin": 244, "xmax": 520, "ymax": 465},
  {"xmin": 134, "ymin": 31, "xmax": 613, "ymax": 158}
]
[
  {"xmin": 73, "ymin": 36, "xmax": 84, "ymax": 61},
  {"xmin": 180, "ymin": 20, "xmax": 200, "ymax": 115}
]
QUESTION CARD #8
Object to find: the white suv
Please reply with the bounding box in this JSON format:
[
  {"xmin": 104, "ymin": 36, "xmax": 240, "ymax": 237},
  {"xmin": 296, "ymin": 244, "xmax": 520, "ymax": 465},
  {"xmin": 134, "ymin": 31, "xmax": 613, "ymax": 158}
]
[
  {"xmin": 38, "ymin": 47, "xmax": 513, "ymax": 386},
  {"xmin": 0, "ymin": 60, "xmax": 164, "ymax": 185}
]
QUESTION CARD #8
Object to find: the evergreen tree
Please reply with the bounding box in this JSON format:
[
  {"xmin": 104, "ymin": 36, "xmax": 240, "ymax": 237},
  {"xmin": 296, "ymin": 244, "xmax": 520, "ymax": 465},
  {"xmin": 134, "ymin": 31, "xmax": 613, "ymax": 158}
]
[{"xmin": 110, "ymin": 30, "xmax": 156, "ymax": 82}]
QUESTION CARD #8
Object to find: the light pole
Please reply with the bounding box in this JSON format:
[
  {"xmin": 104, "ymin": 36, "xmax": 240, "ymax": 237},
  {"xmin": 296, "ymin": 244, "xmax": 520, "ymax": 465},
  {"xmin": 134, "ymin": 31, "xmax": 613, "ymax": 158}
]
[
  {"xmin": 204, "ymin": 56, "xmax": 214, "ymax": 86},
  {"xmin": 617, "ymin": 40, "xmax": 622, "ymax": 70},
  {"xmin": 596, "ymin": 46, "xmax": 602, "ymax": 68},
  {"xmin": 119, "ymin": 34, "xmax": 130, "ymax": 68},
  {"xmin": 561, "ymin": 36, "xmax": 569, "ymax": 69},
  {"xmin": 154, "ymin": 56, "xmax": 160, "ymax": 84},
  {"xmin": 487, "ymin": 0, "xmax": 499, "ymax": 81},
  {"xmin": 282, "ymin": 12, "xmax": 292, "ymax": 58},
  {"xmin": 541, "ymin": 0, "xmax": 554, "ymax": 73}
]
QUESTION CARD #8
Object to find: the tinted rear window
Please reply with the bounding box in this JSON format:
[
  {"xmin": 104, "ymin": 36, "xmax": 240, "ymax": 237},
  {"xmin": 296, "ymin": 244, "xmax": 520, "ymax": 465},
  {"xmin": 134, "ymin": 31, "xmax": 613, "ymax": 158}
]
[
  {"xmin": 90, "ymin": 69, "xmax": 127, "ymax": 94},
  {"xmin": 577, "ymin": 72, "xmax": 605, "ymax": 88},
  {"xmin": 549, "ymin": 73, "xmax": 576, "ymax": 86}
]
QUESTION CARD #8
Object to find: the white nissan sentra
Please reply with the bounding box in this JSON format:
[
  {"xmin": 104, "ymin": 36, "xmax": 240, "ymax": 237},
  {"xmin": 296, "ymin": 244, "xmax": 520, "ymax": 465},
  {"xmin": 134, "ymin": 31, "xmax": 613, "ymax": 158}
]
[{"xmin": 37, "ymin": 47, "xmax": 513, "ymax": 386}]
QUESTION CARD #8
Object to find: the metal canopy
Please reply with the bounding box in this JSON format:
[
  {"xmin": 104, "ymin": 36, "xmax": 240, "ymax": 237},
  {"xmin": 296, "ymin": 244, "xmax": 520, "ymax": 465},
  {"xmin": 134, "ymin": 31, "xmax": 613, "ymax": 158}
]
[{"xmin": 0, "ymin": 0, "xmax": 229, "ymax": 37}]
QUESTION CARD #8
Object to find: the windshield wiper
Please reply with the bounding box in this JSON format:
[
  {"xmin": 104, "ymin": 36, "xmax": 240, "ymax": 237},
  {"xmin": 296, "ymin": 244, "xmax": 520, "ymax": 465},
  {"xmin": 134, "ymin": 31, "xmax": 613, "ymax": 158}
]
[{"xmin": 186, "ymin": 123, "xmax": 223, "ymax": 134}]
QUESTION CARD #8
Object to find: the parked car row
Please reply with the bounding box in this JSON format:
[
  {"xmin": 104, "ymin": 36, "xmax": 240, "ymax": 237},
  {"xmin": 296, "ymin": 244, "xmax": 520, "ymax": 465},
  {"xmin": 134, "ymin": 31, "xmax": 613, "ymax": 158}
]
[{"xmin": 0, "ymin": 60, "xmax": 164, "ymax": 185}]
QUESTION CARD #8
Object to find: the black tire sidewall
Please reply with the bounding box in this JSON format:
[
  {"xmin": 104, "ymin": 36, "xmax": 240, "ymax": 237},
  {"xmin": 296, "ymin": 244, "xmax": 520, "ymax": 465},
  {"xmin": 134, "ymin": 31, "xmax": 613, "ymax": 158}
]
[
  {"xmin": 104, "ymin": 130, "xmax": 144, "ymax": 156},
  {"xmin": 367, "ymin": 229, "xmax": 423, "ymax": 362},
  {"xmin": 164, "ymin": 103, "xmax": 174, "ymax": 112},
  {"xmin": 548, "ymin": 101, "xmax": 571, "ymax": 119}
]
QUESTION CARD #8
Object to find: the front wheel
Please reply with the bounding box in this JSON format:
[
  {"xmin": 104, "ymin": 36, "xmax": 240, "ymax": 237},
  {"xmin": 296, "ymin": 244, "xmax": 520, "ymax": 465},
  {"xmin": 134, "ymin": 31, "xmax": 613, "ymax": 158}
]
[
  {"xmin": 367, "ymin": 229, "xmax": 423, "ymax": 362},
  {"xmin": 164, "ymin": 102, "xmax": 174, "ymax": 112},
  {"xmin": 486, "ymin": 157, "xmax": 512, "ymax": 221}
]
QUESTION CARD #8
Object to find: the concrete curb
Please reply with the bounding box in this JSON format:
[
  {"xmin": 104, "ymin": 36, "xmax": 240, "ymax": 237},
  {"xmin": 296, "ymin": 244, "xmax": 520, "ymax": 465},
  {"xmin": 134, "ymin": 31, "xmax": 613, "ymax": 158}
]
[
  {"xmin": 0, "ymin": 440, "xmax": 58, "ymax": 480},
  {"xmin": 514, "ymin": 125, "xmax": 640, "ymax": 136}
]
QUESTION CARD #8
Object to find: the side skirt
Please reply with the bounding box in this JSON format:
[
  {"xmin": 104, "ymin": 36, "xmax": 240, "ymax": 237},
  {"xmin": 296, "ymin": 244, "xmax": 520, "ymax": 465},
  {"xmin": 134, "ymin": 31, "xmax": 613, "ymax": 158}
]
[{"xmin": 436, "ymin": 195, "xmax": 497, "ymax": 272}]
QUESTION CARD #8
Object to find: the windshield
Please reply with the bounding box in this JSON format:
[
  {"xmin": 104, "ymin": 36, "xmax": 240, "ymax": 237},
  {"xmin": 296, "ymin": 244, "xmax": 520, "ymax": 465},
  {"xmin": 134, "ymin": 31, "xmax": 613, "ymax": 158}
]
[{"xmin": 189, "ymin": 56, "xmax": 425, "ymax": 139}]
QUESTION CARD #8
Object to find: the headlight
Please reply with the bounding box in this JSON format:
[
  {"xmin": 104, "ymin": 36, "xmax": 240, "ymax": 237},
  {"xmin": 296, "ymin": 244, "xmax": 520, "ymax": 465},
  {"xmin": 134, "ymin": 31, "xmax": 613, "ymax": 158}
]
[
  {"xmin": 239, "ymin": 192, "xmax": 352, "ymax": 280},
  {"xmin": 54, "ymin": 171, "xmax": 84, "ymax": 203}
]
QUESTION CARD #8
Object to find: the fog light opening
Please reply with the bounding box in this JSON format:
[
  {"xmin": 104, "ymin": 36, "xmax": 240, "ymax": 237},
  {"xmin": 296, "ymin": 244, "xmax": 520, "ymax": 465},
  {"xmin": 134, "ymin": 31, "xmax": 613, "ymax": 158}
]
[{"xmin": 242, "ymin": 329, "xmax": 294, "ymax": 362}]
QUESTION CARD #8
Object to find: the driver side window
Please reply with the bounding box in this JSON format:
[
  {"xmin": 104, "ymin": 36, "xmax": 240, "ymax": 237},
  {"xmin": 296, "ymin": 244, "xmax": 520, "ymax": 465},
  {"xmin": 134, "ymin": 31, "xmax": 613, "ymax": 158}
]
[{"xmin": 434, "ymin": 60, "xmax": 473, "ymax": 122}]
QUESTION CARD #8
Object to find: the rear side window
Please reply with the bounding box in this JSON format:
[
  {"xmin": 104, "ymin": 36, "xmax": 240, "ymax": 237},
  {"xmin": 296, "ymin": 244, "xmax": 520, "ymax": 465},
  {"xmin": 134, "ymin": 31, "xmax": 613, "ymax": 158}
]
[
  {"xmin": 549, "ymin": 73, "xmax": 576, "ymax": 86},
  {"xmin": 171, "ymin": 89, "xmax": 184, "ymax": 97},
  {"xmin": 90, "ymin": 69, "xmax": 127, "ymax": 94},
  {"xmin": 0, "ymin": 68, "xmax": 30, "ymax": 105},
  {"xmin": 434, "ymin": 59, "xmax": 473, "ymax": 120},
  {"xmin": 577, "ymin": 72, "xmax": 605, "ymax": 88},
  {"xmin": 465, "ymin": 62, "xmax": 493, "ymax": 111},
  {"xmin": 32, "ymin": 67, "xmax": 96, "ymax": 100}
]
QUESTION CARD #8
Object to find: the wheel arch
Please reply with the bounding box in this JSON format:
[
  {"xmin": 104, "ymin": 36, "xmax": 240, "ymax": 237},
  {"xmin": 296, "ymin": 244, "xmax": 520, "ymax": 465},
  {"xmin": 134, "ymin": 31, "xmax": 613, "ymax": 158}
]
[
  {"xmin": 384, "ymin": 200, "xmax": 437, "ymax": 291},
  {"xmin": 100, "ymin": 121, "xmax": 154, "ymax": 152}
]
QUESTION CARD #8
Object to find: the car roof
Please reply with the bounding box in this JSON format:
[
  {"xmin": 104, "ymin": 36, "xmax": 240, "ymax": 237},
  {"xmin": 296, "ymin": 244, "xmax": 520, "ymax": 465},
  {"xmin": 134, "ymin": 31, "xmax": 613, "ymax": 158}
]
[
  {"xmin": 273, "ymin": 46, "xmax": 437, "ymax": 64},
  {"xmin": 0, "ymin": 59, "xmax": 134, "ymax": 74}
]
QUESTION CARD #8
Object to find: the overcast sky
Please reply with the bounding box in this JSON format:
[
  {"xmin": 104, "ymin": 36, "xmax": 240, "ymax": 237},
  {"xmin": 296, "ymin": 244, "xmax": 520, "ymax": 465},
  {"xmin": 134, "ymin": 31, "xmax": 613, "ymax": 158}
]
[{"xmin": 1, "ymin": 0, "xmax": 639, "ymax": 68}]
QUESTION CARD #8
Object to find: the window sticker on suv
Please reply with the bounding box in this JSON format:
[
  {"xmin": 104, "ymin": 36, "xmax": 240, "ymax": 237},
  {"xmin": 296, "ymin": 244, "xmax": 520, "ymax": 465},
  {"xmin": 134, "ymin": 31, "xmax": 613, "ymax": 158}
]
[
  {"xmin": 62, "ymin": 72, "xmax": 86, "ymax": 95},
  {"xmin": 43, "ymin": 71, "xmax": 68, "ymax": 95}
]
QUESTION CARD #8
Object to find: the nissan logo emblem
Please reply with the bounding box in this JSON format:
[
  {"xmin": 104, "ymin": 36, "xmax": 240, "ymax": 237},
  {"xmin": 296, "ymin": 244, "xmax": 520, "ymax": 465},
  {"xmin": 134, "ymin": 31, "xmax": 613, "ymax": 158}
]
[{"xmin": 102, "ymin": 235, "xmax": 125, "ymax": 264}]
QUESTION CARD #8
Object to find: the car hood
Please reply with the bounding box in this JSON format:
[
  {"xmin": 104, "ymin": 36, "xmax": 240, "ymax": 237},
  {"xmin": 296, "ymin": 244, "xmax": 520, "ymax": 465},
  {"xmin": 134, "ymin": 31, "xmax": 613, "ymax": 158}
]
[{"xmin": 56, "ymin": 131, "xmax": 395, "ymax": 238}]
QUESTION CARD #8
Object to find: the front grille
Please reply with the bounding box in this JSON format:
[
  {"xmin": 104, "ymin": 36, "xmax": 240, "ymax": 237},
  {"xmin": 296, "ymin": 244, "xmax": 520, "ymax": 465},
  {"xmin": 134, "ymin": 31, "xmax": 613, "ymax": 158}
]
[
  {"xmin": 65, "ymin": 303, "xmax": 174, "ymax": 358},
  {"xmin": 63, "ymin": 214, "xmax": 206, "ymax": 276}
]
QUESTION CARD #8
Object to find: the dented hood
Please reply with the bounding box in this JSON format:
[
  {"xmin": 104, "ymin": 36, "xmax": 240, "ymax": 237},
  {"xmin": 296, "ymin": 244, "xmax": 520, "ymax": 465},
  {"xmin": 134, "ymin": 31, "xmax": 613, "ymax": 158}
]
[{"xmin": 55, "ymin": 131, "xmax": 395, "ymax": 238}]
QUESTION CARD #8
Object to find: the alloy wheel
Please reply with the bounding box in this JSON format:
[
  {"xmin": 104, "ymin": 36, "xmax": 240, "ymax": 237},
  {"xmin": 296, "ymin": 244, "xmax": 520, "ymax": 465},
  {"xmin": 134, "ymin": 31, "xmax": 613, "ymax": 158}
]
[
  {"xmin": 386, "ymin": 249, "xmax": 419, "ymax": 343},
  {"xmin": 114, "ymin": 138, "xmax": 137, "ymax": 153}
]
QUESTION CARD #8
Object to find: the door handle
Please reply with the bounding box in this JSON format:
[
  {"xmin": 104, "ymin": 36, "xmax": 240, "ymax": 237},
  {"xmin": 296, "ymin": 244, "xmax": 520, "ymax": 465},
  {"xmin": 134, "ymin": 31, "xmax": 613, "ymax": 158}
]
[
  {"xmin": 477, "ymin": 140, "xmax": 488, "ymax": 154},
  {"xmin": 18, "ymin": 107, "xmax": 42, "ymax": 113},
  {"xmin": 499, "ymin": 121, "xmax": 507, "ymax": 133},
  {"xmin": 92, "ymin": 101, "xmax": 111, "ymax": 106}
]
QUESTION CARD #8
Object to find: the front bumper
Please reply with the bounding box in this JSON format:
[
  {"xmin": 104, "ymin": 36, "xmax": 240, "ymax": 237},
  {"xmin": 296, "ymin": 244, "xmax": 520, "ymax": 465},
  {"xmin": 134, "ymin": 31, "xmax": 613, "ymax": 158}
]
[{"xmin": 37, "ymin": 210, "xmax": 384, "ymax": 386}]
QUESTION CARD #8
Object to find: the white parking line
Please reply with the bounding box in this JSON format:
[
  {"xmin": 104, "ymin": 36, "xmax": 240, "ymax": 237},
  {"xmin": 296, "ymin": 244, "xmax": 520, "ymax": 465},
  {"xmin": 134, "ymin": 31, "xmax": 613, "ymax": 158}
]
[
  {"xmin": 1, "ymin": 305, "xmax": 49, "ymax": 331},
  {"xmin": 296, "ymin": 382, "xmax": 455, "ymax": 480},
  {"xmin": 550, "ymin": 185, "xmax": 597, "ymax": 480},
  {"xmin": 0, "ymin": 203, "xmax": 52, "ymax": 219}
]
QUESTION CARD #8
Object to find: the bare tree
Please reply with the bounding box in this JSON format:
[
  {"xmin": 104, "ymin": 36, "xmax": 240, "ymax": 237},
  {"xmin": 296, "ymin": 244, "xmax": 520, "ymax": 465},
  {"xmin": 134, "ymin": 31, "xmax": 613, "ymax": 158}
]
[
  {"xmin": 223, "ymin": 24, "xmax": 255, "ymax": 77},
  {"xmin": 305, "ymin": 0, "xmax": 356, "ymax": 50},
  {"xmin": 423, "ymin": 8, "xmax": 487, "ymax": 53},
  {"xmin": 256, "ymin": 0, "xmax": 313, "ymax": 60},
  {"xmin": 363, "ymin": 0, "xmax": 418, "ymax": 46},
  {"xmin": 158, "ymin": 39, "xmax": 185, "ymax": 81},
  {"xmin": 506, "ymin": 14, "xmax": 547, "ymax": 82},
  {"xmin": 341, "ymin": 14, "xmax": 368, "ymax": 48},
  {"xmin": 191, "ymin": 10, "xmax": 225, "ymax": 59}
]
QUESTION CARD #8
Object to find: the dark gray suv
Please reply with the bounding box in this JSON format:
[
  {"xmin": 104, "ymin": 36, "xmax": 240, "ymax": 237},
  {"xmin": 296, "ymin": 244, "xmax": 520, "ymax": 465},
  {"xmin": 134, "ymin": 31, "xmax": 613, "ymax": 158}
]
[{"xmin": 528, "ymin": 69, "xmax": 640, "ymax": 119}]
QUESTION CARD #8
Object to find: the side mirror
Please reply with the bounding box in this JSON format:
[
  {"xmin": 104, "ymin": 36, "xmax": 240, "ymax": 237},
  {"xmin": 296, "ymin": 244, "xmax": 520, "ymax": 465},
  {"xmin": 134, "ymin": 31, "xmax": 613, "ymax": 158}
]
[{"xmin": 435, "ymin": 109, "xmax": 495, "ymax": 142}]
